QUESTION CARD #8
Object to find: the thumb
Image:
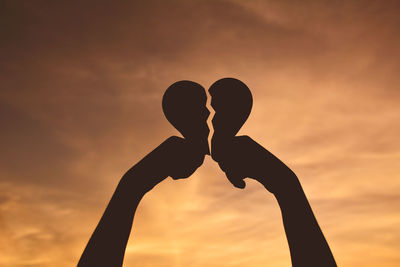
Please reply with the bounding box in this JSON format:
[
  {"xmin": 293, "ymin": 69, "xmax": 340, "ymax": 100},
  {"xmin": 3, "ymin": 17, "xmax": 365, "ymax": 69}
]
[{"xmin": 226, "ymin": 171, "xmax": 246, "ymax": 189}]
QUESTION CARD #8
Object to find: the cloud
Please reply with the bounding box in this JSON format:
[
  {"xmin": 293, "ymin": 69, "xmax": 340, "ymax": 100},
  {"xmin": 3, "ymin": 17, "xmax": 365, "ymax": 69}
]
[{"xmin": 0, "ymin": 0, "xmax": 400, "ymax": 266}]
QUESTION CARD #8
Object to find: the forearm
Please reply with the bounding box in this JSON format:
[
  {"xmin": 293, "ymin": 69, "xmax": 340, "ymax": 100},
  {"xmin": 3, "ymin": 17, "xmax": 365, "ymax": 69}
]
[
  {"xmin": 78, "ymin": 175, "xmax": 143, "ymax": 266},
  {"xmin": 78, "ymin": 144, "xmax": 169, "ymax": 266},
  {"xmin": 272, "ymin": 179, "xmax": 336, "ymax": 267}
]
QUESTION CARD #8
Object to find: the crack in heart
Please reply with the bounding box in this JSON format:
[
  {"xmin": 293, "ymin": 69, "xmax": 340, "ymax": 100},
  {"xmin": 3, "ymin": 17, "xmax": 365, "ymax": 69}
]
[{"xmin": 205, "ymin": 87, "xmax": 215, "ymax": 154}]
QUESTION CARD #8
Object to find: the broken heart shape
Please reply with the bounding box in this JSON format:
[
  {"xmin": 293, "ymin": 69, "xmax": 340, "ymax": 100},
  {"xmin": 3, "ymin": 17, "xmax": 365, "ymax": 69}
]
[{"xmin": 162, "ymin": 78, "xmax": 253, "ymax": 182}]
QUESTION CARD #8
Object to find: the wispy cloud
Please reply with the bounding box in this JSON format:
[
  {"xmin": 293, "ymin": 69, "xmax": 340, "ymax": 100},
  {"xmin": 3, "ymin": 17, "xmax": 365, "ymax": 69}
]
[{"xmin": 1, "ymin": 0, "xmax": 399, "ymax": 266}]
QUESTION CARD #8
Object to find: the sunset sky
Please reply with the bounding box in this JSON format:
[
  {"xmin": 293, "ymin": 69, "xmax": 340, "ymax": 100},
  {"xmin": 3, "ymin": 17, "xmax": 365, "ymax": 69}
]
[{"xmin": 1, "ymin": 1, "xmax": 400, "ymax": 266}]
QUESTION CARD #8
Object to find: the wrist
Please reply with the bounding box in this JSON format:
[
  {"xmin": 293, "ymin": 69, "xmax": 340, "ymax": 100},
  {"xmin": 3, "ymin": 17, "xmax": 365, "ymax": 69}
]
[
  {"xmin": 122, "ymin": 141, "xmax": 172, "ymax": 194},
  {"xmin": 273, "ymin": 177, "xmax": 306, "ymax": 207},
  {"xmin": 122, "ymin": 164, "xmax": 166, "ymax": 195},
  {"xmin": 256, "ymin": 165, "xmax": 300, "ymax": 195}
]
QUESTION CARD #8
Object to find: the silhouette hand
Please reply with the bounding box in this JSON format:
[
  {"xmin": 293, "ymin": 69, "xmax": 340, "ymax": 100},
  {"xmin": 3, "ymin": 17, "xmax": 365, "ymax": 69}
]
[
  {"xmin": 161, "ymin": 136, "xmax": 206, "ymax": 179},
  {"xmin": 127, "ymin": 136, "xmax": 206, "ymax": 193},
  {"xmin": 212, "ymin": 135, "xmax": 298, "ymax": 194}
]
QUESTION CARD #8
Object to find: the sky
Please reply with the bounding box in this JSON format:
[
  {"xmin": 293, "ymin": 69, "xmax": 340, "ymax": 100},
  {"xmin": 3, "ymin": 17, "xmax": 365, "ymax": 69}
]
[{"xmin": 1, "ymin": 0, "xmax": 400, "ymax": 266}]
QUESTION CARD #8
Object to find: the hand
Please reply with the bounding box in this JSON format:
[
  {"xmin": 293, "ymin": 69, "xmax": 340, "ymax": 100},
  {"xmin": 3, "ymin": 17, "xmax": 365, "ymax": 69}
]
[
  {"xmin": 161, "ymin": 136, "xmax": 206, "ymax": 179},
  {"xmin": 211, "ymin": 135, "xmax": 298, "ymax": 194},
  {"xmin": 127, "ymin": 136, "xmax": 206, "ymax": 193}
]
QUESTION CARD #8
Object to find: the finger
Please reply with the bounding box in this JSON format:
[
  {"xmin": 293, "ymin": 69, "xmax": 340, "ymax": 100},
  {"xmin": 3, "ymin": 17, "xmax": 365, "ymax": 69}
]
[{"xmin": 226, "ymin": 171, "xmax": 246, "ymax": 189}]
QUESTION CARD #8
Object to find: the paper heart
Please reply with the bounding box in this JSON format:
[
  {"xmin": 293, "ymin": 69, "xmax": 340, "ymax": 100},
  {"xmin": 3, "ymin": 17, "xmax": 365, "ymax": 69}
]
[{"xmin": 162, "ymin": 80, "xmax": 210, "ymax": 155}]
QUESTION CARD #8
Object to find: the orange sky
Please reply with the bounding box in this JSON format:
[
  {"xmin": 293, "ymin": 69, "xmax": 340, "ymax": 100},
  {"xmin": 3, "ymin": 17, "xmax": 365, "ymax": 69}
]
[{"xmin": 1, "ymin": 1, "xmax": 400, "ymax": 266}]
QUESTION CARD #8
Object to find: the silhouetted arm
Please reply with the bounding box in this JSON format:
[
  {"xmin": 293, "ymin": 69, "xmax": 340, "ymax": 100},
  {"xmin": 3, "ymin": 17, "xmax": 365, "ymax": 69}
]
[
  {"xmin": 261, "ymin": 173, "xmax": 336, "ymax": 267},
  {"xmin": 78, "ymin": 137, "xmax": 204, "ymax": 267},
  {"xmin": 257, "ymin": 170, "xmax": 336, "ymax": 267},
  {"xmin": 212, "ymin": 136, "xmax": 336, "ymax": 267}
]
